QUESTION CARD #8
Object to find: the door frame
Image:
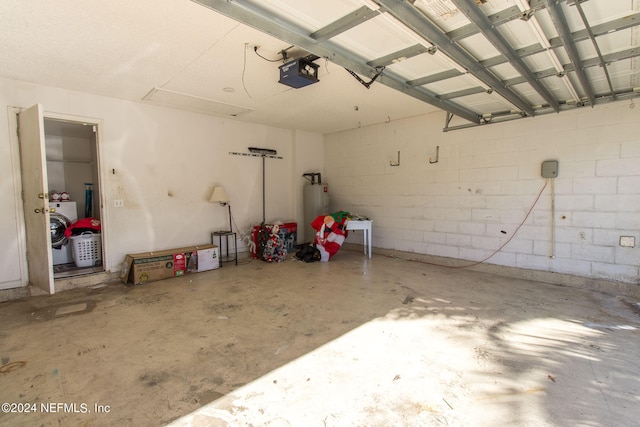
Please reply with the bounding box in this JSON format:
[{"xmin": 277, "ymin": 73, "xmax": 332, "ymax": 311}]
[
  {"xmin": 8, "ymin": 106, "xmax": 108, "ymax": 291},
  {"xmin": 6, "ymin": 107, "xmax": 28, "ymax": 289}
]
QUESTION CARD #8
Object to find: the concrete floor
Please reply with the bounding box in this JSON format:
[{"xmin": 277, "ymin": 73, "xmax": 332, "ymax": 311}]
[{"xmin": 1, "ymin": 248, "xmax": 639, "ymax": 426}]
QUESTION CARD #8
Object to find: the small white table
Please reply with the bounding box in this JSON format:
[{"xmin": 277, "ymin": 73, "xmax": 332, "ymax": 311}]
[{"xmin": 346, "ymin": 220, "xmax": 372, "ymax": 259}]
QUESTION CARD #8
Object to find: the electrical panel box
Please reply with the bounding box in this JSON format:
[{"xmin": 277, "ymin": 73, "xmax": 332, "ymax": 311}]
[
  {"xmin": 541, "ymin": 160, "xmax": 559, "ymax": 178},
  {"xmin": 278, "ymin": 58, "xmax": 319, "ymax": 88}
]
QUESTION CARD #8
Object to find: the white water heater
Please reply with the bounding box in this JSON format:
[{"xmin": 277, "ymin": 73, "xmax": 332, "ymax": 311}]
[{"xmin": 303, "ymin": 174, "xmax": 329, "ymax": 243}]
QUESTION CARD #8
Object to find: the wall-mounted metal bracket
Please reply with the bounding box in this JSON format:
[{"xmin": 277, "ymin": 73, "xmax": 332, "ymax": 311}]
[
  {"xmin": 429, "ymin": 146, "xmax": 440, "ymax": 164},
  {"xmin": 443, "ymin": 112, "xmax": 454, "ymax": 131},
  {"xmin": 390, "ymin": 151, "xmax": 400, "ymax": 166}
]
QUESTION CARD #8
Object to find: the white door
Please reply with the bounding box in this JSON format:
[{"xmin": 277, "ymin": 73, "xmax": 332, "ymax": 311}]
[{"xmin": 18, "ymin": 104, "xmax": 54, "ymax": 294}]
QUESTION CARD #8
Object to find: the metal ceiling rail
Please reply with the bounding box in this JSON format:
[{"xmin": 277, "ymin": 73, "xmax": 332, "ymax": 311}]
[
  {"xmin": 451, "ymin": 0, "xmax": 560, "ymax": 112},
  {"xmin": 407, "ymin": 69, "xmax": 464, "ymax": 87},
  {"xmin": 374, "ymin": 0, "xmax": 535, "ymax": 117},
  {"xmin": 368, "ymin": 44, "xmax": 431, "ymax": 68},
  {"xmin": 411, "ymin": 6, "xmax": 640, "ymax": 97},
  {"xmin": 429, "ymin": 15, "xmax": 640, "ymax": 88},
  {"xmin": 463, "ymin": 13, "xmax": 640, "ymax": 75},
  {"xmin": 443, "ymin": 83, "xmax": 640, "ymax": 132},
  {"xmin": 573, "ymin": 1, "xmax": 616, "ymax": 100},
  {"xmin": 480, "ymin": 14, "xmax": 640, "ymax": 71},
  {"xmin": 548, "ymin": 13, "xmax": 640, "ymax": 49},
  {"xmin": 462, "ymin": 45, "xmax": 640, "ymax": 102},
  {"xmin": 437, "ymin": 86, "xmax": 487, "ymax": 101},
  {"xmin": 481, "ymin": 44, "xmax": 547, "ymax": 68},
  {"xmin": 444, "ymin": 0, "xmax": 580, "ymax": 42},
  {"xmin": 544, "ymin": 0, "xmax": 595, "ymax": 106},
  {"xmin": 485, "ymin": 46, "xmax": 640, "ymax": 100},
  {"xmin": 415, "ymin": 3, "xmax": 640, "ymax": 89},
  {"xmin": 192, "ymin": 0, "xmax": 481, "ymax": 124},
  {"xmin": 445, "ymin": 4, "xmax": 527, "ymax": 42},
  {"xmin": 416, "ymin": 6, "xmax": 639, "ymax": 87},
  {"xmin": 310, "ymin": 6, "xmax": 378, "ymax": 40},
  {"xmin": 577, "ymin": 47, "xmax": 640, "ymax": 69}
]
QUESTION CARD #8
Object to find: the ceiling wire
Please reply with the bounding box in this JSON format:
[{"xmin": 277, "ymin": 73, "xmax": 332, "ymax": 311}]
[
  {"xmin": 253, "ymin": 45, "xmax": 296, "ymax": 63},
  {"xmin": 253, "ymin": 46, "xmax": 284, "ymax": 62},
  {"xmin": 324, "ymin": 58, "xmax": 331, "ymax": 75},
  {"xmin": 242, "ymin": 43, "xmax": 253, "ymax": 99}
]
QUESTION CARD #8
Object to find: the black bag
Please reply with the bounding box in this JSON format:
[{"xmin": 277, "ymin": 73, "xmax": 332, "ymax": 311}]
[{"xmin": 295, "ymin": 244, "xmax": 321, "ymax": 262}]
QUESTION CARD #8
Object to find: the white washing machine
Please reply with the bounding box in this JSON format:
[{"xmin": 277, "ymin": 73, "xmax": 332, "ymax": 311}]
[{"xmin": 51, "ymin": 201, "xmax": 78, "ymax": 265}]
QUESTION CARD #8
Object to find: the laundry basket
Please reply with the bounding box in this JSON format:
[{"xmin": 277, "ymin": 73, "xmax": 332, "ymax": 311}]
[{"xmin": 70, "ymin": 233, "xmax": 102, "ymax": 267}]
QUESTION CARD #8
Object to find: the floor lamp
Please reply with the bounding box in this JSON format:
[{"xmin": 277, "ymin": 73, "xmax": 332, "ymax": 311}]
[{"xmin": 209, "ymin": 186, "xmax": 232, "ymax": 232}]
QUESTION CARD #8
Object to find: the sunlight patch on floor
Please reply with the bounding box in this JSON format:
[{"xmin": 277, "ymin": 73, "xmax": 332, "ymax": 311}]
[{"xmin": 170, "ymin": 308, "xmax": 604, "ymax": 426}]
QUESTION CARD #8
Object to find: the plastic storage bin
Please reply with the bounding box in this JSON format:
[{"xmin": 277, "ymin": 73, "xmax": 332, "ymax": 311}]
[{"xmin": 70, "ymin": 233, "xmax": 102, "ymax": 267}]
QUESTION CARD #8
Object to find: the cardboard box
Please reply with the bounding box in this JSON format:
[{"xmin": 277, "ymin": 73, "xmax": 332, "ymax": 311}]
[
  {"xmin": 193, "ymin": 246, "xmax": 220, "ymax": 272},
  {"xmin": 279, "ymin": 222, "xmax": 298, "ymax": 253},
  {"xmin": 121, "ymin": 244, "xmax": 219, "ymax": 285}
]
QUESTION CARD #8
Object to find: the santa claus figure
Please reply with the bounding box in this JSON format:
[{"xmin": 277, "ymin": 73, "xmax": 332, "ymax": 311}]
[{"xmin": 312, "ymin": 215, "xmax": 348, "ymax": 261}]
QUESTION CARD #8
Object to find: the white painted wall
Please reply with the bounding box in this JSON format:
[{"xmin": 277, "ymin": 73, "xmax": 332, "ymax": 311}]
[
  {"xmin": 326, "ymin": 103, "xmax": 640, "ymax": 284},
  {"xmin": 0, "ymin": 77, "xmax": 324, "ymax": 289}
]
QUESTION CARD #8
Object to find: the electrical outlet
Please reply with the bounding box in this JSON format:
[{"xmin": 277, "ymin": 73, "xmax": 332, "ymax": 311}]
[
  {"xmin": 620, "ymin": 236, "xmax": 635, "ymax": 247},
  {"xmin": 114, "ymin": 199, "xmax": 124, "ymax": 208}
]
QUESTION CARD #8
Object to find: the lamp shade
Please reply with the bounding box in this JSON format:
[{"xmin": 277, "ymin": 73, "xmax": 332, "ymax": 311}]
[{"xmin": 209, "ymin": 186, "xmax": 229, "ymax": 203}]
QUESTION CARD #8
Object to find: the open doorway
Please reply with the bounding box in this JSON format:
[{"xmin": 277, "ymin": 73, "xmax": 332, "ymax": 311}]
[
  {"xmin": 15, "ymin": 105, "xmax": 107, "ymax": 294},
  {"xmin": 44, "ymin": 119, "xmax": 103, "ymax": 279}
]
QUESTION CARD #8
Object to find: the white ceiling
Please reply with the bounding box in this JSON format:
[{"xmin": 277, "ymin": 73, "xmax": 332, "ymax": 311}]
[{"xmin": 1, "ymin": 0, "xmax": 638, "ymax": 134}]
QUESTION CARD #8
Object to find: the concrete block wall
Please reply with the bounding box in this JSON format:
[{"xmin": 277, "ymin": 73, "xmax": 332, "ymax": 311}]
[{"xmin": 325, "ymin": 102, "xmax": 640, "ymax": 284}]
